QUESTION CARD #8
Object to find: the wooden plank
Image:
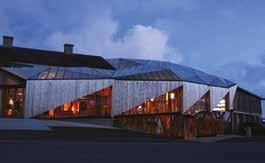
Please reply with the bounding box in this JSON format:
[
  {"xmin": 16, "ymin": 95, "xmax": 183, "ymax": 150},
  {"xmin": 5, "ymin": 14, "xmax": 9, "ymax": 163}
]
[
  {"xmin": 111, "ymin": 80, "xmax": 182, "ymax": 116},
  {"xmin": 24, "ymin": 79, "xmax": 114, "ymax": 118},
  {"xmin": 229, "ymin": 85, "xmax": 237, "ymax": 110},
  {"xmin": 210, "ymin": 86, "xmax": 229, "ymax": 111},
  {"xmin": 182, "ymin": 82, "xmax": 209, "ymax": 113}
]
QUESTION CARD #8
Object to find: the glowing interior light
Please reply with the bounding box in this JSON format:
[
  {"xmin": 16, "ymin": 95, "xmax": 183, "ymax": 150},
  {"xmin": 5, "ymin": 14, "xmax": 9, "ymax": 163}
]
[
  {"xmin": 8, "ymin": 98, "xmax": 14, "ymax": 106},
  {"xmin": 137, "ymin": 105, "xmax": 142, "ymax": 111},
  {"xmin": 213, "ymin": 99, "xmax": 226, "ymax": 112},
  {"xmin": 49, "ymin": 109, "xmax": 55, "ymax": 117},
  {"xmin": 7, "ymin": 109, "xmax": 13, "ymax": 116},
  {"xmin": 63, "ymin": 103, "xmax": 71, "ymax": 111},
  {"xmin": 170, "ymin": 93, "xmax": 175, "ymax": 99},
  {"xmin": 150, "ymin": 98, "xmax": 154, "ymax": 102},
  {"xmin": 17, "ymin": 92, "xmax": 23, "ymax": 96},
  {"xmin": 71, "ymin": 102, "xmax": 79, "ymax": 114}
]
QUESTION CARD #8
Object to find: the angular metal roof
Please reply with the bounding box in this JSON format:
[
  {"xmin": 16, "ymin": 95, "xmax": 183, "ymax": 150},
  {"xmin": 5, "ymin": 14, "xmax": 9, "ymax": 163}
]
[
  {"xmin": 107, "ymin": 58, "xmax": 235, "ymax": 88},
  {"xmin": 1, "ymin": 57, "xmax": 235, "ymax": 88},
  {"xmin": 2, "ymin": 64, "xmax": 115, "ymax": 80}
]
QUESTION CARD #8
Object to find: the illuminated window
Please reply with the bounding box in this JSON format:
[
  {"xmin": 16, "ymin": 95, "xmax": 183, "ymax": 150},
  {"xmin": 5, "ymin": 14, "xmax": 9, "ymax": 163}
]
[
  {"xmin": 122, "ymin": 87, "xmax": 182, "ymax": 115},
  {"xmin": 63, "ymin": 103, "xmax": 72, "ymax": 111},
  {"xmin": 213, "ymin": 99, "xmax": 226, "ymax": 112},
  {"xmin": 46, "ymin": 69, "xmax": 57, "ymax": 79},
  {"xmin": 137, "ymin": 105, "xmax": 142, "ymax": 111},
  {"xmin": 37, "ymin": 87, "xmax": 112, "ymax": 118},
  {"xmin": 1, "ymin": 87, "xmax": 25, "ymax": 117},
  {"xmin": 170, "ymin": 93, "xmax": 175, "ymax": 99},
  {"xmin": 38, "ymin": 71, "xmax": 49, "ymax": 79}
]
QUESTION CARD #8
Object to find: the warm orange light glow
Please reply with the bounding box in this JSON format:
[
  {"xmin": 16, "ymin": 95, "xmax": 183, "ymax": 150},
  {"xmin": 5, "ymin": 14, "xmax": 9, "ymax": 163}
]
[
  {"xmin": 7, "ymin": 109, "xmax": 12, "ymax": 116},
  {"xmin": 71, "ymin": 102, "xmax": 79, "ymax": 114},
  {"xmin": 63, "ymin": 103, "xmax": 71, "ymax": 111},
  {"xmin": 37, "ymin": 86, "xmax": 112, "ymax": 119},
  {"xmin": 49, "ymin": 109, "xmax": 55, "ymax": 117}
]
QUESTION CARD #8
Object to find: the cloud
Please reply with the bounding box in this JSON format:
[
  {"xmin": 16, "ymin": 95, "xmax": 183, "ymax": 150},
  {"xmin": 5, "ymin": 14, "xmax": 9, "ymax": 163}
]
[
  {"xmin": 1, "ymin": 0, "xmax": 264, "ymax": 115},
  {"xmin": 114, "ymin": 25, "xmax": 183, "ymax": 62},
  {"xmin": 215, "ymin": 62, "xmax": 265, "ymax": 94},
  {"xmin": 47, "ymin": 12, "xmax": 183, "ymax": 63},
  {"xmin": 111, "ymin": 0, "xmax": 200, "ymax": 15}
]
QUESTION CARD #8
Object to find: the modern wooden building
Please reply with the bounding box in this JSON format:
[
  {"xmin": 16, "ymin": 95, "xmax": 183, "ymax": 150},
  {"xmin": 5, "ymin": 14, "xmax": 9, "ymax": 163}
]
[{"xmin": 0, "ymin": 36, "xmax": 263, "ymax": 138}]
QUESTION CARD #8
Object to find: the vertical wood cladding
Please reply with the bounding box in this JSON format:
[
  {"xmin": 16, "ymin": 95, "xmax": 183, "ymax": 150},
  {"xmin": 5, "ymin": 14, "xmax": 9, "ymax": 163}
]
[
  {"xmin": 24, "ymin": 79, "xmax": 113, "ymax": 118},
  {"xmin": 111, "ymin": 80, "xmax": 182, "ymax": 116},
  {"xmin": 234, "ymin": 88, "xmax": 262, "ymax": 115},
  {"xmin": 210, "ymin": 86, "xmax": 229, "ymax": 111},
  {"xmin": 182, "ymin": 82, "xmax": 209, "ymax": 113}
]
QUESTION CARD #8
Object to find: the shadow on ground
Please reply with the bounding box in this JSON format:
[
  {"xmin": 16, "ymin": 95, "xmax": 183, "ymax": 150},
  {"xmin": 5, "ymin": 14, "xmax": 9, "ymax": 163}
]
[{"xmin": 0, "ymin": 127, "xmax": 186, "ymax": 143}]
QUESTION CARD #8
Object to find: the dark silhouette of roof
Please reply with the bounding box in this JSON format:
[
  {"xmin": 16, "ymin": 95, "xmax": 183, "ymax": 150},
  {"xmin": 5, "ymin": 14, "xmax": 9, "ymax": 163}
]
[{"xmin": 0, "ymin": 46, "xmax": 115, "ymax": 70}]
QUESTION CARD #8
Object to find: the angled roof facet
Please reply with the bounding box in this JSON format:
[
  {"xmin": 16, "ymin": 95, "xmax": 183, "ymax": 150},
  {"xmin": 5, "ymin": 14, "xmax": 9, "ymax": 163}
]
[
  {"xmin": 2, "ymin": 64, "xmax": 49, "ymax": 79},
  {"xmin": 1, "ymin": 57, "xmax": 235, "ymax": 88},
  {"xmin": 30, "ymin": 67, "xmax": 114, "ymax": 80},
  {"xmin": 107, "ymin": 58, "xmax": 235, "ymax": 88},
  {"xmin": 2, "ymin": 64, "xmax": 115, "ymax": 80}
]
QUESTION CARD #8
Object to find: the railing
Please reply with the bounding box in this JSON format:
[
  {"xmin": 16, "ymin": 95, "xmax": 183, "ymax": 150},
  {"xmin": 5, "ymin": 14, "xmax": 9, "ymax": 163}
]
[{"xmin": 114, "ymin": 112, "xmax": 229, "ymax": 139}]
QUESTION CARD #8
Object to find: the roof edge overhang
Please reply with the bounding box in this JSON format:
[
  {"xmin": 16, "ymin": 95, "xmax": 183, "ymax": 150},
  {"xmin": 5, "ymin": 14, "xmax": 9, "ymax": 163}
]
[
  {"xmin": 0, "ymin": 67, "xmax": 27, "ymax": 81},
  {"xmin": 237, "ymin": 86, "xmax": 264, "ymax": 100}
]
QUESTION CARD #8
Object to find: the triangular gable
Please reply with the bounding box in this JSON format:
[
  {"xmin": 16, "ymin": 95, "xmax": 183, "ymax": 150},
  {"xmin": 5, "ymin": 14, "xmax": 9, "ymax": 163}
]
[
  {"xmin": 24, "ymin": 79, "xmax": 114, "ymax": 118},
  {"xmin": 228, "ymin": 85, "xmax": 237, "ymax": 110},
  {"xmin": 210, "ymin": 86, "xmax": 229, "ymax": 111},
  {"xmin": 111, "ymin": 80, "xmax": 182, "ymax": 116},
  {"xmin": 182, "ymin": 82, "xmax": 209, "ymax": 113}
]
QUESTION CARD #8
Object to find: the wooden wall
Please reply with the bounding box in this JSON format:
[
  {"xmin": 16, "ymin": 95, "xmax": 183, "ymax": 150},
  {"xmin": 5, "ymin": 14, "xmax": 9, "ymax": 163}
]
[
  {"xmin": 112, "ymin": 81, "xmax": 239, "ymax": 116},
  {"xmin": 111, "ymin": 80, "xmax": 182, "ymax": 116},
  {"xmin": 182, "ymin": 82, "xmax": 209, "ymax": 113},
  {"xmin": 23, "ymin": 78, "xmax": 262, "ymax": 118},
  {"xmin": 233, "ymin": 88, "xmax": 262, "ymax": 115},
  {"xmin": 24, "ymin": 79, "xmax": 113, "ymax": 118},
  {"xmin": 210, "ymin": 86, "xmax": 229, "ymax": 111}
]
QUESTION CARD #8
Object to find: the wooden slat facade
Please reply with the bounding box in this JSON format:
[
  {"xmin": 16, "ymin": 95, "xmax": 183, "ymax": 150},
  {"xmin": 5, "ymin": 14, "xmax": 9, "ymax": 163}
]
[
  {"xmin": 24, "ymin": 79, "xmax": 114, "ymax": 118},
  {"xmin": 111, "ymin": 80, "xmax": 182, "ymax": 116},
  {"xmin": 210, "ymin": 86, "xmax": 229, "ymax": 111},
  {"xmin": 182, "ymin": 82, "xmax": 209, "ymax": 113},
  {"xmin": 233, "ymin": 87, "xmax": 262, "ymax": 115}
]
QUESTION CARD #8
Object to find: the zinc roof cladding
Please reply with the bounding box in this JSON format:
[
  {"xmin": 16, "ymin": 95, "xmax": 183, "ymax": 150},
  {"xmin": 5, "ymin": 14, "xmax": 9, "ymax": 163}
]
[
  {"xmin": 115, "ymin": 69, "xmax": 181, "ymax": 81},
  {"xmin": 2, "ymin": 64, "xmax": 115, "ymax": 80},
  {"xmin": 1, "ymin": 64, "xmax": 48, "ymax": 79},
  {"xmin": 1, "ymin": 57, "xmax": 235, "ymax": 87},
  {"xmin": 107, "ymin": 58, "xmax": 142, "ymax": 70},
  {"xmin": 30, "ymin": 67, "xmax": 115, "ymax": 80},
  {"xmin": 107, "ymin": 58, "xmax": 235, "ymax": 88}
]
